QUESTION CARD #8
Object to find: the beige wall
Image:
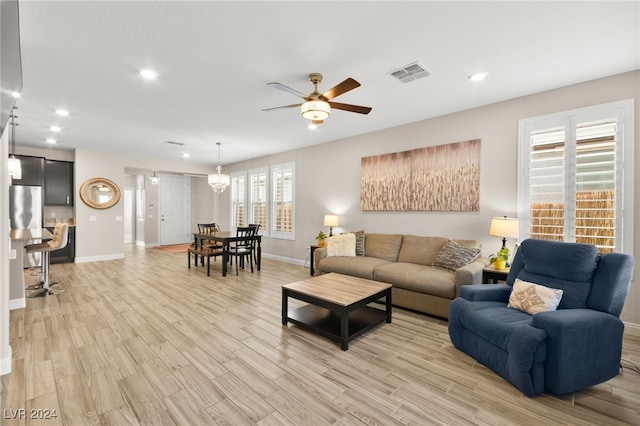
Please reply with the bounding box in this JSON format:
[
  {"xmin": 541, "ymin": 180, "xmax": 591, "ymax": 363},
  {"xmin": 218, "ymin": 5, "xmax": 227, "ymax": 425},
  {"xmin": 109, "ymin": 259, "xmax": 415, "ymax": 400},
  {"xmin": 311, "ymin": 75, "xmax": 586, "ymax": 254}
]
[{"xmin": 222, "ymin": 71, "xmax": 640, "ymax": 328}]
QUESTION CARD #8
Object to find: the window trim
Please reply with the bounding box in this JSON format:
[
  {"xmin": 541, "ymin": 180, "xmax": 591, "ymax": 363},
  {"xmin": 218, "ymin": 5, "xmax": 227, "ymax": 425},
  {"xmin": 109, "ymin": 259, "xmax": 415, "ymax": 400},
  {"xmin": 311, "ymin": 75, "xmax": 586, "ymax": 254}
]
[
  {"xmin": 248, "ymin": 166, "xmax": 269, "ymax": 236},
  {"xmin": 270, "ymin": 162, "xmax": 295, "ymax": 240},
  {"xmin": 230, "ymin": 170, "xmax": 247, "ymax": 229},
  {"xmin": 517, "ymin": 99, "xmax": 634, "ymax": 254}
]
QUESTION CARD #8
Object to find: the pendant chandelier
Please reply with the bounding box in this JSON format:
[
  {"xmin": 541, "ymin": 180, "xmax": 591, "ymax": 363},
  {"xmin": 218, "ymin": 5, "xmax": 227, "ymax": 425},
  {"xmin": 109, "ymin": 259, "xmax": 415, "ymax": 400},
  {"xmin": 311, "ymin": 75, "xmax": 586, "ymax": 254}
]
[
  {"xmin": 208, "ymin": 142, "xmax": 230, "ymax": 192},
  {"xmin": 8, "ymin": 108, "xmax": 21, "ymax": 180}
]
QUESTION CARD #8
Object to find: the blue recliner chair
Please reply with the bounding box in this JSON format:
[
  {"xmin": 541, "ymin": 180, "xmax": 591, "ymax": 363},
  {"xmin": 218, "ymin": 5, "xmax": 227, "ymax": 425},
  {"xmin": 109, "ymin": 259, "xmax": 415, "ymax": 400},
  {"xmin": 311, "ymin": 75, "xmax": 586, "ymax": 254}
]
[{"xmin": 448, "ymin": 238, "xmax": 634, "ymax": 397}]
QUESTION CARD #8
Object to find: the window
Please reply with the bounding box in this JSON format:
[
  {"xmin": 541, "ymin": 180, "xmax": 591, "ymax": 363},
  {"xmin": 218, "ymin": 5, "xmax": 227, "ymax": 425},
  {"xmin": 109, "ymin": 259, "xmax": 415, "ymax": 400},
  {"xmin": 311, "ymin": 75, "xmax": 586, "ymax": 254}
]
[
  {"xmin": 230, "ymin": 171, "xmax": 246, "ymax": 228},
  {"xmin": 518, "ymin": 100, "xmax": 634, "ymax": 253},
  {"xmin": 248, "ymin": 167, "xmax": 269, "ymax": 234},
  {"xmin": 271, "ymin": 162, "xmax": 295, "ymax": 239}
]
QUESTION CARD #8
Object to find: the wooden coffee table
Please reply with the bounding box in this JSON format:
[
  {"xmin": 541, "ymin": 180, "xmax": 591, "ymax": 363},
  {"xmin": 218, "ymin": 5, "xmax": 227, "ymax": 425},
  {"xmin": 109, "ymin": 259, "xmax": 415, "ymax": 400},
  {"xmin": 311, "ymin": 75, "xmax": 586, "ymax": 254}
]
[{"xmin": 282, "ymin": 272, "xmax": 392, "ymax": 350}]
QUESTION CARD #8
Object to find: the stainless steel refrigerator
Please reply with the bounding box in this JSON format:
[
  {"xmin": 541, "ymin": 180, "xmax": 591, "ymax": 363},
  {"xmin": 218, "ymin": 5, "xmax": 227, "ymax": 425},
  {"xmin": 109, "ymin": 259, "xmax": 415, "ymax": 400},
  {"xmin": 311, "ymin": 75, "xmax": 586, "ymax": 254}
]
[{"xmin": 9, "ymin": 185, "xmax": 43, "ymax": 268}]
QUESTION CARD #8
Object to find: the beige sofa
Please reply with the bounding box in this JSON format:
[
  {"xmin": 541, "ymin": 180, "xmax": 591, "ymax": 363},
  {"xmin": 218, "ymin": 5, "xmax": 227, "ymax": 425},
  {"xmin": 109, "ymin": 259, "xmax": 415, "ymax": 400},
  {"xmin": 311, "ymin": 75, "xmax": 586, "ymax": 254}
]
[{"xmin": 313, "ymin": 233, "xmax": 488, "ymax": 318}]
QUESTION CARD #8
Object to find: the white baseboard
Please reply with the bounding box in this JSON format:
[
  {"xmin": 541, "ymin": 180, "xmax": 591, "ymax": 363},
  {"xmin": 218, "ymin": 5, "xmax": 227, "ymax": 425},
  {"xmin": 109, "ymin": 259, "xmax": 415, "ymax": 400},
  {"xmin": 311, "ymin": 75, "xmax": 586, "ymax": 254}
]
[
  {"xmin": 261, "ymin": 252, "xmax": 306, "ymax": 267},
  {"xmin": 8, "ymin": 297, "xmax": 25, "ymax": 311},
  {"xmin": 145, "ymin": 243, "xmax": 160, "ymax": 248},
  {"xmin": 0, "ymin": 346, "xmax": 12, "ymax": 376},
  {"xmin": 624, "ymin": 321, "xmax": 640, "ymax": 338},
  {"xmin": 135, "ymin": 240, "xmax": 146, "ymax": 247},
  {"xmin": 74, "ymin": 253, "xmax": 125, "ymax": 263}
]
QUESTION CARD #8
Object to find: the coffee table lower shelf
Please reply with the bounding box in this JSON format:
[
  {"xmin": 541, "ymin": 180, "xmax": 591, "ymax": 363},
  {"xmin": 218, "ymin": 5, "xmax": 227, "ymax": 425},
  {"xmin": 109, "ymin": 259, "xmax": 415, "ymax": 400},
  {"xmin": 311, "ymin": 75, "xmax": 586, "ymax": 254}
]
[{"xmin": 286, "ymin": 304, "xmax": 388, "ymax": 350}]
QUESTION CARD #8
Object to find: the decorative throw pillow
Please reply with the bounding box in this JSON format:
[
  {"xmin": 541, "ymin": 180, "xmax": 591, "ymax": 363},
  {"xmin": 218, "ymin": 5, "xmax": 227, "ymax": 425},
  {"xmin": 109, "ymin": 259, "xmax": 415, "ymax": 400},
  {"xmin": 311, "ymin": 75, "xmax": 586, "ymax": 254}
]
[
  {"xmin": 432, "ymin": 239, "xmax": 481, "ymax": 272},
  {"xmin": 351, "ymin": 230, "xmax": 365, "ymax": 256},
  {"xmin": 327, "ymin": 233, "xmax": 356, "ymax": 257},
  {"xmin": 508, "ymin": 278, "xmax": 563, "ymax": 315}
]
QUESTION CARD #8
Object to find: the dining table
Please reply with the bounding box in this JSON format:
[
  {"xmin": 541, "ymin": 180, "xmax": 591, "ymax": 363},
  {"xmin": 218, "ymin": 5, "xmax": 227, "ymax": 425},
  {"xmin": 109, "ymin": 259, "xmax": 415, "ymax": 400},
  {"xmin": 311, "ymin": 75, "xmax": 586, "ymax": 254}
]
[{"xmin": 192, "ymin": 230, "xmax": 262, "ymax": 277}]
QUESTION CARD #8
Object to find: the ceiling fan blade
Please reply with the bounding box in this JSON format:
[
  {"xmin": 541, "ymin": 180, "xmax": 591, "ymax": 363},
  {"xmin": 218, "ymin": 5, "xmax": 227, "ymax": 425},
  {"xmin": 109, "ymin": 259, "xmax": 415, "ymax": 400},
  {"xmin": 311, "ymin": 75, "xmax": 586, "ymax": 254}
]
[
  {"xmin": 262, "ymin": 103, "xmax": 302, "ymax": 112},
  {"xmin": 267, "ymin": 82, "xmax": 308, "ymax": 99},
  {"xmin": 321, "ymin": 78, "xmax": 361, "ymax": 100},
  {"xmin": 329, "ymin": 102, "xmax": 372, "ymax": 115}
]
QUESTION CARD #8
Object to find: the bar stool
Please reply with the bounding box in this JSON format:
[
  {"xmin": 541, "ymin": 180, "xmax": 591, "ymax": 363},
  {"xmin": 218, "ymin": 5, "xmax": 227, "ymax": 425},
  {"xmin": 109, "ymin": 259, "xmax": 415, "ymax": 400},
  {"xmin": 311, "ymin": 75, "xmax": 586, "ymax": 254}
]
[{"xmin": 24, "ymin": 223, "xmax": 69, "ymax": 297}]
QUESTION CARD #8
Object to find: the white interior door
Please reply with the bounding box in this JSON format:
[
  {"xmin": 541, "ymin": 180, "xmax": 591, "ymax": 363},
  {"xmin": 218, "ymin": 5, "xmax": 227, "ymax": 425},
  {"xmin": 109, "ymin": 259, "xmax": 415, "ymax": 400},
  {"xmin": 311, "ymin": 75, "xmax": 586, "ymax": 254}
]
[{"xmin": 159, "ymin": 175, "xmax": 190, "ymax": 245}]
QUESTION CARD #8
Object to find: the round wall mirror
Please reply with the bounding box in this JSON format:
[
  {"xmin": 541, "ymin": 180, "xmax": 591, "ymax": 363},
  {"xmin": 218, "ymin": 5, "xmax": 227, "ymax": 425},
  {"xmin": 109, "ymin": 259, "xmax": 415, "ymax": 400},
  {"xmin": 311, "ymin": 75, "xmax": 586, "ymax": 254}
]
[{"xmin": 79, "ymin": 177, "xmax": 121, "ymax": 209}]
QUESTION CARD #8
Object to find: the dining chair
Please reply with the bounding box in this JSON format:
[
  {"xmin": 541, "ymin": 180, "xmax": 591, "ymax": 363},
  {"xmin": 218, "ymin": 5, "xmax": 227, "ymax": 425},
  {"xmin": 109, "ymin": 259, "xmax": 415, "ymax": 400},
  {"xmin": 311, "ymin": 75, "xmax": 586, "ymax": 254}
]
[
  {"xmin": 225, "ymin": 226, "xmax": 257, "ymax": 274},
  {"xmin": 195, "ymin": 222, "xmax": 222, "ymax": 264},
  {"xmin": 248, "ymin": 224, "xmax": 261, "ymax": 264}
]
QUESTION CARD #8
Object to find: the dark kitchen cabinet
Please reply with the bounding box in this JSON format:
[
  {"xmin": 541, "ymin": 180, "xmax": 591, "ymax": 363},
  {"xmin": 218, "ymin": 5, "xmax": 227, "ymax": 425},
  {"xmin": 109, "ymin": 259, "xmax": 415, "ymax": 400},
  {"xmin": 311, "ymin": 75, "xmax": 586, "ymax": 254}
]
[
  {"xmin": 10, "ymin": 155, "xmax": 44, "ymax": 186},
  {"xmin": 44, "ymin": 160, "xmax": 74, "ymax": 205},
  {"xmin": 47, "ymin": 225, "xmax": 75, "ymax": 264}
]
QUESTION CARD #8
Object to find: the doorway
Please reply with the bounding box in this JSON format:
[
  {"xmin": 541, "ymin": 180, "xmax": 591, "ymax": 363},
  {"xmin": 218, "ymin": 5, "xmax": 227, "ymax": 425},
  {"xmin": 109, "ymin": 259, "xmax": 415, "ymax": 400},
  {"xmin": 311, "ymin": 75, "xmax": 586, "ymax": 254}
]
[
  {"xmin": 124, "ymin": 187, "xmax": 134, "ymax": 244},
  {"xmin": 159, "ymin": 175, "xmax": 190, "ymax": 245}
]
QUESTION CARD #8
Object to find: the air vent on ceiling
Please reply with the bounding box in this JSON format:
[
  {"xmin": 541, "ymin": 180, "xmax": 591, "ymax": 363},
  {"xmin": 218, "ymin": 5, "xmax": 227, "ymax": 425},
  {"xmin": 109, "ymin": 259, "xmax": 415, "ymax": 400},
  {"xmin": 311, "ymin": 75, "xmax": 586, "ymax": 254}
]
[
  {"xmin": 165, "ymin": 140, "xmax": 185, "ymax": 146},
  {"xmin": 388, "ymin": 61, "xmax": 431, "ymax": 83}
]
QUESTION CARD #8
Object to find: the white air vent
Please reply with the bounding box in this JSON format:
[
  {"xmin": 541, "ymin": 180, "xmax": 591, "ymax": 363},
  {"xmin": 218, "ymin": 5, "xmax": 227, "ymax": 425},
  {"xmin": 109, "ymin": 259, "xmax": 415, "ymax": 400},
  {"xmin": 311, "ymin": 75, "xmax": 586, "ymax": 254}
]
[
  {"xmin": 165, "ymin": 140, "xmax": 185, "ymax": 146},
  {"xmin": 388, "ymin": 61, "xmax": 431, "ymax": 83}
]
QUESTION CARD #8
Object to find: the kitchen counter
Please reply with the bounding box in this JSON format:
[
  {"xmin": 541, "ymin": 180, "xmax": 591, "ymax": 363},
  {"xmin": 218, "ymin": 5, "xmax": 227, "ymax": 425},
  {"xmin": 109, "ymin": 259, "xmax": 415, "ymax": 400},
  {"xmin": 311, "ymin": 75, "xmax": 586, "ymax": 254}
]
[{"xmin": 9, "ymin": 228, "xmax": 53, "ymax": 309}]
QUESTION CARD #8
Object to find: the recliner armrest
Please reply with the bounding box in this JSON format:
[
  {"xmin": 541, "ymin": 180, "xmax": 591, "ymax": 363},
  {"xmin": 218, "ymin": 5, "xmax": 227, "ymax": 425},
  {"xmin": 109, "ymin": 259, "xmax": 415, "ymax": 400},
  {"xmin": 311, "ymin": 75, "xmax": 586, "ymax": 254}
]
[
  {"xmin": 458, "ymin": 284, "xmax": 511, "ymax": 302},
  {"xmin": 531, "ymin": 309, "xmax": 625, "ymax": 395}
]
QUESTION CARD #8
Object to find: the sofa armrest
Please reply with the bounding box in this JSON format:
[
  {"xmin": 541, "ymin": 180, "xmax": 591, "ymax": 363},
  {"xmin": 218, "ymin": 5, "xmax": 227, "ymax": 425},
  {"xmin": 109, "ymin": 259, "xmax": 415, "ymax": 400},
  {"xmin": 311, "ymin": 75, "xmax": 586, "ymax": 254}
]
[
  {"xmin": 459, "ymin": 284, "xmax": 511, "ymax": 302},
  {"xmin": 454, "ymin": 257, "xmax": 491, "ymax": 296},
  {"xmin": 313, "ymin": 247, "xmax": 328, "ymax": 273},
  {"xmin": 531, "ymin": 309, "xmax": 625, "ymax": 394}
]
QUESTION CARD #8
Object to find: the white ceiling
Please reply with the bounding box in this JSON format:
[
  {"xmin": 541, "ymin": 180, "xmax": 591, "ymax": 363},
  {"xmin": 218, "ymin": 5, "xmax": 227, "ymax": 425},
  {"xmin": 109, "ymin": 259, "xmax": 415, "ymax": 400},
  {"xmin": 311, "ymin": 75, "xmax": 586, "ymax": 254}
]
[{"xmin": 12, "ymin": 1, "xmax": 640, "ymax": 167}]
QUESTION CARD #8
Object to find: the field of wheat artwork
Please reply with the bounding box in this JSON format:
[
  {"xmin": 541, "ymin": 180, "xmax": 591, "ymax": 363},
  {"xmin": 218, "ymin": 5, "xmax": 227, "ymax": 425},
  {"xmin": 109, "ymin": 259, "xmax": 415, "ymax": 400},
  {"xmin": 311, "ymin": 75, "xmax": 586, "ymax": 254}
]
[{"xmin": 360, "ymin": 139, "xmax": 481, "ymax": 211}]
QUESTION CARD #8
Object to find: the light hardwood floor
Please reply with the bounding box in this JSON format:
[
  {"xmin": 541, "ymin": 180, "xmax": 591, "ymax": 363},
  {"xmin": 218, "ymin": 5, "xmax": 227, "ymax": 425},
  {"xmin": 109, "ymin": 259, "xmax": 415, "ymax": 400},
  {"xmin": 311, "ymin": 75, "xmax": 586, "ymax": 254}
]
[{"xmin": 2, "ymin": 245, "xmax": 639, "ymax": 425}]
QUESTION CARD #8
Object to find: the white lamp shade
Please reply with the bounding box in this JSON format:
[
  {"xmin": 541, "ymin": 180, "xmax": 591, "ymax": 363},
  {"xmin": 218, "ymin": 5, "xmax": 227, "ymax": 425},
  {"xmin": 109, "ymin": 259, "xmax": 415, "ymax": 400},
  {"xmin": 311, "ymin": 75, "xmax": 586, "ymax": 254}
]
[
  {"xmin": 8, "ymin": 156, "xmax": 21, "ymax": 180},
  {"xmin": 489, "ymin": 216, "xmax": 519, "ymax": 239},
  {"xmin": 323, "ymin": 214, "xmax": 340, "ymax": 227},
  {"xmin": 301, "ymin": 101, "xmax": 330, "ymax": 121}
]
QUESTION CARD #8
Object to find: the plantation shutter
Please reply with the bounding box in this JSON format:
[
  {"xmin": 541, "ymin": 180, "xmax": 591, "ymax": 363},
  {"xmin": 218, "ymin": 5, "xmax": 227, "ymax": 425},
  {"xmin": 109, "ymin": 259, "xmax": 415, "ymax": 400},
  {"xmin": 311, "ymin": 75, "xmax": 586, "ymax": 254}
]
[
  {"xmin": 519, "ymin": 101, "xmax": 632, "ymax": 254},
  {"xmin": 230, "ymin": 172, "xmax": 246, "ymax": 228},
  {"xmin": 271, "ymin": 162, "xmax": 295, "ymax": 239},
  {"xmin": 248, "ymin": 167, "xmax": 268, "ymax": 234}
]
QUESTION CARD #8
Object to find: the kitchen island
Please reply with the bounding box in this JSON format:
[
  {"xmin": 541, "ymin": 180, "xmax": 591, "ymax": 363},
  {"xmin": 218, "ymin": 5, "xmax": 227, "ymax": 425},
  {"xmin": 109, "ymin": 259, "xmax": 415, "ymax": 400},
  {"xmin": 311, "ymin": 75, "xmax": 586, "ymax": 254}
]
[{"xmin": 9, "ymin": 228, "xmax": 52, "ymax": 309}]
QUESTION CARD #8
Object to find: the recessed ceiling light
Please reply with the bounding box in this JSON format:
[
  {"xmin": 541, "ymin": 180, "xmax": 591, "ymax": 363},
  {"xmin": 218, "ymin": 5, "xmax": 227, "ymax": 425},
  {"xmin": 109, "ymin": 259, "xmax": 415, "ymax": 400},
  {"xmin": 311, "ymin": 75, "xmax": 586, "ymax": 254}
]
[
  {"xmin": 46, "ymin": 138, "xmax": 57, "ymax": 144},
  {"xmin": 140, "ymin": 69, "xmax": 159, "ymax": 79},
  {"xmin": 49, "ymin": 126, "xmax": 62, "ymax": 132},
  {"xmin": 11, "ymin": 91, "xmax": 20, "ymax": 98},
  {"xmin": 468, "ymin": 72, "xmax": 488, "ymax": 82},
  {"xmin": 182, "ymin": 153, "xmax": 190, "ymax": 158},
  {"xmin": 308, "ymin": 124, "xmax": 317, "ymax": 130},
  {"xmin": 55, "ymin": 109, "xmax": 69, "ymax": 117}
]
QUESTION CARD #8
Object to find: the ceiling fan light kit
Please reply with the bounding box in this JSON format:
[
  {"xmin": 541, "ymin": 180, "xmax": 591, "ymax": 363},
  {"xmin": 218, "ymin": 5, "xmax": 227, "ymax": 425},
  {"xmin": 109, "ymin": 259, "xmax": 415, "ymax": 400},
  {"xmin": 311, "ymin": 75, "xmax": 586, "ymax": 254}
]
[
  {"xmin": 264, "ymin": 72, "xmax": 372, "ymax": 125},
  {"xmin": 301, "ymin": 100, "xmax": 330, "ymax": 121}
]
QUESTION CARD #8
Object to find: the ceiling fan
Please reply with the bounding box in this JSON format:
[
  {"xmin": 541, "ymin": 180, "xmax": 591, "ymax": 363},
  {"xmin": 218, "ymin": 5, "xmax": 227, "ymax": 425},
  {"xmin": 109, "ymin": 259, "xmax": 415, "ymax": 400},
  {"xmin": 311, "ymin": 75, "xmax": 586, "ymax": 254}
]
[{"xmin": 263, "ymin": 73, "xmax": 372, "ymax": 125}]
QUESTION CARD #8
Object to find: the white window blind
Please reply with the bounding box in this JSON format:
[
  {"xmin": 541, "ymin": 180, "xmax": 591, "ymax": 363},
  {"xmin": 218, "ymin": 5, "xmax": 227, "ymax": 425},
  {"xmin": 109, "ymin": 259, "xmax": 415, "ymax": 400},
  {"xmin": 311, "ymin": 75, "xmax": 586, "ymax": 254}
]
[
  {"xmin": 230, "ymin": 172, "xmax": 246, "ymax": 228},
  {"xmin": 271, "ymin": 162, "xmax": 295, "ymax": 240},
  {"xmin": 518, "ymin": 100, "xmax": 634, "ymax": 254},
  {"xmin": 248, "ymin": 167, "xmax": 268, "ymax": 234}
]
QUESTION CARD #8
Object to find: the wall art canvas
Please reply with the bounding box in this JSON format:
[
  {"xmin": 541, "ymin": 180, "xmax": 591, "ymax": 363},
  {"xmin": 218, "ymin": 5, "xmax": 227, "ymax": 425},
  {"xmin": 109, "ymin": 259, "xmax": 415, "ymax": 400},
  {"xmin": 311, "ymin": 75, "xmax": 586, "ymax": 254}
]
[{"xmin": 360, "ymin": 139, "xmax": 481, "ymax": 211}]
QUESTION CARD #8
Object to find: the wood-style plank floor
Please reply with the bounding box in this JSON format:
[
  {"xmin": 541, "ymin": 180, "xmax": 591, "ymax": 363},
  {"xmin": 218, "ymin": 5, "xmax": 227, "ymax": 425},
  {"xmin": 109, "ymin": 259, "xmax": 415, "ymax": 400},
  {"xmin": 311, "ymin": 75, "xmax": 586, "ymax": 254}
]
[{"xmin": 2, "ymin": 245, "xmax": 639, "ymax": 425}]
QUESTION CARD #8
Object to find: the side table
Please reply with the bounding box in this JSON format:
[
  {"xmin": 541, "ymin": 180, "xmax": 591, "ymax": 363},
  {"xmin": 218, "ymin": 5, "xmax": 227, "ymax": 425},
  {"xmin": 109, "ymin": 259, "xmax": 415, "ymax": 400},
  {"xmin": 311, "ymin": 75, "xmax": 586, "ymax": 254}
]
[{"xmin": 483, "ymin": 265, "xmax": 510, "ymax": 284}]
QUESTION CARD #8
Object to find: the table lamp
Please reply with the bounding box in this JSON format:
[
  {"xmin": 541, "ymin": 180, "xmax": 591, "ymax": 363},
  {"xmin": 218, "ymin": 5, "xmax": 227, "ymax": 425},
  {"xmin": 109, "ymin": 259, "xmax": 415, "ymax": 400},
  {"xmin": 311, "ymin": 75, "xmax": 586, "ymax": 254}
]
[
  {"xmin": 323, "ymin": 214, "xmax": 339, "ymax": 237},
  {"xmin": 489, "ymin": 216, "xmax": 519, "ymax": 248}
]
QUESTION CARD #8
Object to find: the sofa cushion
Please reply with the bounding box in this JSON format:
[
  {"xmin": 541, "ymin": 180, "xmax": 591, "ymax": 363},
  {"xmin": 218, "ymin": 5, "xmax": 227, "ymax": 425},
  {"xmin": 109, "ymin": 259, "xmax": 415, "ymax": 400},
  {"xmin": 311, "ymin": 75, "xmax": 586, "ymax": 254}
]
[
  {"xmin": 397, "ymin": 235, "xmax": 448, "ymax": 266},
  {"xmin": 373, "ymin": 262, "xmax": 457, "ymax": 299},
  {"xmin": 432, "ymin": 239, "xmax": 481, "ymax": 272},
  {"xmin": 327, "ymin": 233, "xmax": 356, "ymax": 257},
  {"xmin": 318, "ymin": 256, "xmax": 391, "ymax": 280},
  {"xmin": 364, "ymin": 233, "xmax": 403, "ymax": 262},
  {"xmin": 508, "ymin": 278, "xmax": 563, "ymax": 315}
]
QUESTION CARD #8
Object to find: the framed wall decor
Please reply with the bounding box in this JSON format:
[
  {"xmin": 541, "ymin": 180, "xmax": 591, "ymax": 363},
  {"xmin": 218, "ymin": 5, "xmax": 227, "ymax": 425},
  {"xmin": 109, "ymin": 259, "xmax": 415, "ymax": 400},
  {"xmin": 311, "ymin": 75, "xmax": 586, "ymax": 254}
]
[{"xmin": 360, "ymin": 139, "xmax": 481, "ymax": 211}]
